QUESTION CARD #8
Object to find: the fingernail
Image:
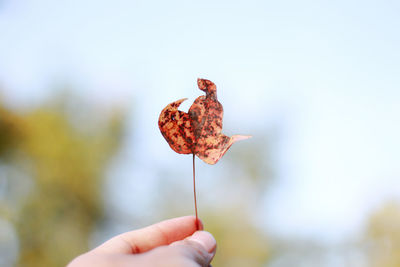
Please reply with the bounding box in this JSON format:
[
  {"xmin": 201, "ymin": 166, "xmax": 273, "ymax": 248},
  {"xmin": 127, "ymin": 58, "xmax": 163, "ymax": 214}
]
[{"xmin": 187, "ymin": 231, "xmax": 217, "ymax": 254}]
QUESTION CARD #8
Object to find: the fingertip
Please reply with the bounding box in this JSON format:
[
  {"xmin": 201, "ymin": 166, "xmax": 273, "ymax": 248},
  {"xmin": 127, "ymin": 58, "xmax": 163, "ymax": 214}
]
[
  {"xmin": 168, "ymin": 230, "xmax": 217, "ymax": 266},
  {"xmin": 187, "ymin": 231, "xmax": 217, "ymax": 254}
]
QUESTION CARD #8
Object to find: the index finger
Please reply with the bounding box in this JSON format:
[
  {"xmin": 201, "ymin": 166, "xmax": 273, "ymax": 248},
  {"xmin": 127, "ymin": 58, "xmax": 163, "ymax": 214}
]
[{"xmin": 94, "ymin": 216, "xmax": 202, "ymax": 254}]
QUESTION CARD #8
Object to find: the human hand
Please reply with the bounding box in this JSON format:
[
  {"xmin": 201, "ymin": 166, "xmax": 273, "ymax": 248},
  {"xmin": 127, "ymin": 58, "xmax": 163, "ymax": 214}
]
[{"xmin": 67, "ymin": 216, "xmax": 216, "ymax": 267}]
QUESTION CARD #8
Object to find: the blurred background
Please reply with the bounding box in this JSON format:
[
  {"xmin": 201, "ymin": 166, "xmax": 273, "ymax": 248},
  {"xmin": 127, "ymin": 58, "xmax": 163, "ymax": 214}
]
[{"xmin": 0, "ymin": 0, "xmax": 399, "ymax": 266}]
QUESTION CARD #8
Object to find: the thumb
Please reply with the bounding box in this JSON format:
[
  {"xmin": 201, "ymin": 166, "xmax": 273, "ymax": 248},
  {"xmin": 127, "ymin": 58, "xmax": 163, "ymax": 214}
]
[{"xmin": 169, "ymin": 231, "xmax": 217, "ymax": 266}]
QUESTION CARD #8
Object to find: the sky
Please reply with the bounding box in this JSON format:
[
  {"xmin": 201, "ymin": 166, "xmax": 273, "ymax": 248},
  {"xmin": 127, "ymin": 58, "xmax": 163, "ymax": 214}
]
[{"xmin": 0, "ymin": 0, "xmax": 399, "ymax": 243}]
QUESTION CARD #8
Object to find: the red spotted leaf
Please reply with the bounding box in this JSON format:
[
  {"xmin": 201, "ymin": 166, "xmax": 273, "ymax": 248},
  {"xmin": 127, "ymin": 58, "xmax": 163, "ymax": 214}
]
[
  {"xmin": 158, "ymin": 78, "xmax": 251, "ymax": 164},
  {"xmin": 159, "ymin": 98, "xmax": 194, "ymax": 154}
]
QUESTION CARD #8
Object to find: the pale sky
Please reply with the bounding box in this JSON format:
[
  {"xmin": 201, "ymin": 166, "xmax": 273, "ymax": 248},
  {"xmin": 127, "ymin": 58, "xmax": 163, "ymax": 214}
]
[{"xmin": 1, "ymin": 0, "xmax": 399, "ymax": 243}]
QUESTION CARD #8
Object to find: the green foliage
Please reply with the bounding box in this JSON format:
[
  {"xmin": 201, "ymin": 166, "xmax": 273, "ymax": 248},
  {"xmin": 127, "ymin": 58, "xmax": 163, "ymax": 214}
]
[
  {"xmin": 0, "ymin": 99, "xmax": 124, "ymax": 267},
  {"xmin": 0, "ymin": 105, "xmax": 24, "ymax": 158}
]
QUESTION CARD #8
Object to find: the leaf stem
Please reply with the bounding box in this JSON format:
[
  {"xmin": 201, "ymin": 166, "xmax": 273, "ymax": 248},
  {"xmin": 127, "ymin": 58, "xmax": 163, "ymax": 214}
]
[{"xmin": 193, "ymin": 153, "xmax": 199, "ymax": 230}]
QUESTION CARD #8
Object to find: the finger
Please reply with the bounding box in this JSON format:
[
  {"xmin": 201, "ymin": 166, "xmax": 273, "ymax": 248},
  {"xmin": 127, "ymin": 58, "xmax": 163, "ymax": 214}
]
[
  {"xmin": 94, "ymin": 216, "xmax": 203, "ymax": 254},
  {"xmin": 149, "ymin": 231, "xmax": 217, "ymax": 267},
  {"xmin": 178, "ymin": 231, "xmax": 217, "ymax": 255}
]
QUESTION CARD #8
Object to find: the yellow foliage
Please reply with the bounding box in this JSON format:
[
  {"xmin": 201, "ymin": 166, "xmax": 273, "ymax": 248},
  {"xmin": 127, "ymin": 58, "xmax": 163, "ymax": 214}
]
[
  {"xmin": 203, "ymin": 208, "xmax": 269, "ymax": 267},
  {"xmin": 366, "ymin": 201, "xmax": 400, "ymax": 267}
]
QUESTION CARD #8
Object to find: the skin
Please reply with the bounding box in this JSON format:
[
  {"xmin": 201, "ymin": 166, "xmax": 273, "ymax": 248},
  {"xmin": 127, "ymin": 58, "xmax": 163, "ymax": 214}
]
[{"xmin": 67, "ymin": 216, "xmax": 216, "ymax": 267}]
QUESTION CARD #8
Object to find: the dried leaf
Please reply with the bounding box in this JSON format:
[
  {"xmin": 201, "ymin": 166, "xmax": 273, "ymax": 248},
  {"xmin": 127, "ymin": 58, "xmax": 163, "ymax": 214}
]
[{"xmin": 159, "ymin": 78, "xmax": 251, "ymax": 164}]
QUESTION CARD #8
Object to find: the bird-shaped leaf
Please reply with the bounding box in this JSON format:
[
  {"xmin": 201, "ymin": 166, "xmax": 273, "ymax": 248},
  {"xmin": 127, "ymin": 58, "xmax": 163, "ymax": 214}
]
[{"xmin": 159, "ymin": 78, "xmax": 251, "ymax": 165}]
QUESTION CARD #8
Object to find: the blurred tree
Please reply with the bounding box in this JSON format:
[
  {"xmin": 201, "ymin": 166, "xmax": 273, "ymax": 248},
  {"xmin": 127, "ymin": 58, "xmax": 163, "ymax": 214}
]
[
  {"xmin": 365, "ymin": 201, "xmax": 400, "ymax": 267},
  {"xmin": 0, "ymin": 98, "xmax": 124, "ymax": 267},
  {"xmin": 1, "ymin": 95, "xmax": 274, "ymax": 267},
  {"xmin": 0, "ymin": 105, "xmax": 23, "ymax": 158},
  {"xmin": 204, "ymin": 208, "xmax": 269, "ymax": 267}
]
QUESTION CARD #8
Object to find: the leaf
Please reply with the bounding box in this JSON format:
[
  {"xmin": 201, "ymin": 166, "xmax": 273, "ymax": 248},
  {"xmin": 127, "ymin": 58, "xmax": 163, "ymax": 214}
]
[
  {"xmin": 159, "ymin": 78, "xmax": 251, "ymax": 165},
  {"xmin": 159, "ymin": 98, "xmax": 194, "ymax": 154}
]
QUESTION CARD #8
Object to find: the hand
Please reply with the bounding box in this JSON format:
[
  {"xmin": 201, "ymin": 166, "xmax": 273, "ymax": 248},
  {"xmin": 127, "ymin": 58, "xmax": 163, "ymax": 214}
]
[{"xmin": 67, "ymin": 216, "xmax": 216, "ymax": 267}]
